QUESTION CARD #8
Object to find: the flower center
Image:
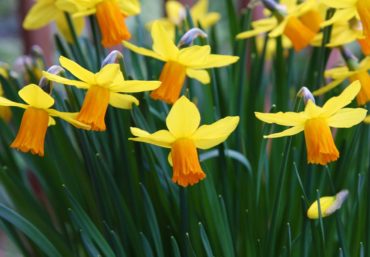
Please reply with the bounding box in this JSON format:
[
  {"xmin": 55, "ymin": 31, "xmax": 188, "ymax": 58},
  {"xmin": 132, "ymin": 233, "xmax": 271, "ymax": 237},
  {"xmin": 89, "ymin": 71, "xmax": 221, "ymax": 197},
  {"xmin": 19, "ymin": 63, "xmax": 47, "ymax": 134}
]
[
  {"xmin": 10, "ymin": 107, "xmax": 49, "ymax": 156},
  {"xmin": 357, "ymin": 0, "xmax": 370, "ymax": 37},
  {"xmin": 283, "ymin": 11, "xmax": 321, "ymax": 51},
  {"xmin": 349, "ymin": 71, "xmax": 370, "ymax": 105},
  {"xmin": 171, "ymin": 138, "xmax": 206, "ymax": 187},
  {"xmin": 150, "ymin": 61, "xmax": 187, "ymax": 104},
  {"xmin": 77, "ymin": 86, "xmax": 110, "ymax": 131},
  {"xmin": 96, "ymin": 0, "xmax": 131, "ymax": 47},
  {"xmin": 304, "ymin": 118, "xmax": 339, "ymax": 165}
]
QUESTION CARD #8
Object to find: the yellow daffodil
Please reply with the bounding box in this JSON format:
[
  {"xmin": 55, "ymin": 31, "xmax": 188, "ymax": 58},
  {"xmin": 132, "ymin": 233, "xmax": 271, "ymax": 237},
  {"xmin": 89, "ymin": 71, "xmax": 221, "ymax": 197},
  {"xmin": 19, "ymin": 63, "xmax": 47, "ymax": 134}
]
[
  {"xmin": 43, "ymin": 56, "xmax": 160, "ymax": 131},
  {"xmin": 237, "ymin": 0, "xmax": 324, "ymax": 51},
  {"xmin": 0, "ymin": 67, "xmax": 12, "ymax": 122},
  {"xmin": 314, "ymin": 56, "xmax": 370, "ymax": 105},
  {"xmin": 255, "ymin": 81, "xmax": 367, "ymax": 165},
  {"xmin": 72, "ymin": 0, "xmax": 140, "ymax": 47},
  {"xmin": 321, "ymin": 0, "xmax": 370, "ymax": 37},
  {"xmin": 307, "ymin": 190, "xmax": 348, "ymax": 219},
  {"xmin": 130, "ymin": 96, "xmax": 239, "ymax": 187},
  {"xmin": 0, "ymin": 84, "xmax": 89, "ymax": 156},
  {"xmin": 123, "ymin": 22, "xmax": 238, "ymax": 104},
  {"xmin": 23, "ymin": 0, "xmax": 85, "ymax": 43},
  {"xmin": 148, "ymin": 0, "xmax": 220, "ymax": 39}
]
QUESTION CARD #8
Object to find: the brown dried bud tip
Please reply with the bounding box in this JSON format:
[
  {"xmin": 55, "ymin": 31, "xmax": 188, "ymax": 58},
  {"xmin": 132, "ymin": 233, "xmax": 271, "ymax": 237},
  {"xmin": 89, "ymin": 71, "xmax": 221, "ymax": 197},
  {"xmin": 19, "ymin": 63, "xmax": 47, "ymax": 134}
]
[{"xmin": 297, "ymin": 87, "xmax": 315, "ymax": 104}]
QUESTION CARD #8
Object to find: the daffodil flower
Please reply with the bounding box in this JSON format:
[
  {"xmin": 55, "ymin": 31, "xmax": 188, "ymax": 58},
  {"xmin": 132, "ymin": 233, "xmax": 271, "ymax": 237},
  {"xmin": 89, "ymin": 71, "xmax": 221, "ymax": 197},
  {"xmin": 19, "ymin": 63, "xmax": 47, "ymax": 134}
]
[
  {"xmin": 255, "ymin": 81, "xmax": 367, "ymax": 165},
  {"xmin": 0, "ymin": 67, "xmax": 12, "ymax": 122},
  {"xmin": 72, "ymin": 0, "xmax": 140, "ymax": 47},
  {"xmin": 23, "ymin": 0, "xmax": 85, "ymax": 43},
  {"xmin": 307, "ymin": 190, "xmax": 348, "ymax": 219},
  {"xmin": 0, "ymin": 84, "xmax": 90, "ymax": 156},
  {"xmin": 147, "ymin": 0, "xmax": 220, "ymax": 40},
  {"xmin": 42, "ymin": 56, "xmax": 160, "ymax": 131},
  {"xmin": 320, "ymin": 0, "xmax": 370, "ymax": 38},
  {"xmin": 236, "ymin": 0, "xmax": 324, "ymax": 51},
  {"xmin": 123, "ymin": 22, "xmax": 239, "ymax": 104},
  {"xmin": 130, "ymin": 96, "xmax": 239, "ymax": 187},
  {"xmin": 314, "ymin": 56, "xmax": 370, "ymax": 105}
]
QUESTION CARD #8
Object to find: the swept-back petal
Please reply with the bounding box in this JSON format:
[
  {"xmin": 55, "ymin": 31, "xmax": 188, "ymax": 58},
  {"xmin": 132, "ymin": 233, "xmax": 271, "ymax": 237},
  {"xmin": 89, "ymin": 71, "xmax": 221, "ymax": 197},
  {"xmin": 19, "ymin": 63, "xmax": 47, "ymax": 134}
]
[
  {"xmin": 59, "ymin": 56, "xmax": 94, "ymax": 83},
  {"xmin": 118, "ymin": 0, "xmax": 140, "ymax": 16},
  {"xmin": 191, "ymin": 0, "xmax": 207, "ymax": 18},
  {"xmin": 178, "ymin": 45, "xmax": 210, "ymax": 67},
  {"xmin": 192, "ymin": 54, "xmax": 239, "ymax": 69},
  {"xmin": 269, "ymin": 19, "xmax": 288, "ymax": 38},
  {"xmin": 324, "ymin": 66, "xmax": 351, "ymax": 78},
  {"xmin": 0, "ymin": 96, "xmax": 27, "ymax": 109},
  {"xmin": 42, "ymin": 71, "xmax": 90, "ymax": 89},
  {"xmin": 323, "ymin": 0, "xmax": 357, "ymax": 9},
  {"xmin": 320, "ymin": 8, "xmax": 356, "ymax": 28},
  {"xmin": 166, "ymin": 0, "xmax": 184, "ymax": 24},
  {"xmin": 47, "ymin": 109, "xmax": 90, "ymax": 130},
  {"xmin": 19, "ymin": 84, "xmax": 54, "ymax": 109},
  {"xmin": 123, "ymin": 41, "xmax": 166, "ymax": 61},
  {"xmin": 109, "ymin": 93, "xmax": 139, "ymax": 109},
  {"xmin": 55, "ymin": 13, "xmax": 85, "ymax": 43},
  {"xmin": 327, "ymin": 108, "xmax": 367, "ymax": 128},
  {"xmin": 110, "ymin": 80, "xmax": 161, "ymax": 93},
  {"xmin": 166, "ymin": 96, "xmax": 200, "ymax": 138},
  {"xmin": 255, "ymin": 111, "xmax": 307, "ymax": 126},
  {"xmin": 130, "ymin": 127, "xmax": 175, "ymax": 148},
  {"xmin": 192, "ymin": 116, "xmax": 239, "ymax": 149},
  {"xmin": 23, "ymin": 1, "xmax": 58, "ymax": 29},
  {"xmin": 96, "ymin": 64, "xmax": 120, "ymax": 86},
  {"xmin": 236, "ymin": 18, "xmax": 277, "ymax": 39},
  {"xmin": 263, "ymin": 125, "xmax": 304, "ymax": 138},
  {"xmin": 152, "ymin": 21, "xmax": 179, "ymax": 60},
  {"xmin": 199, "ymin": 13, "xmax": 220, "ymax": 28},
  {"xmin": 313, "ymin": 78, "xmax": 347, "ymax": 96},
  {"xmin": 186, "ymin": 69, "xmax": 210, "ymax": 84},
  {"xmin": 322, "ymin": 80, "xmax": 361, "ymax": 116}
]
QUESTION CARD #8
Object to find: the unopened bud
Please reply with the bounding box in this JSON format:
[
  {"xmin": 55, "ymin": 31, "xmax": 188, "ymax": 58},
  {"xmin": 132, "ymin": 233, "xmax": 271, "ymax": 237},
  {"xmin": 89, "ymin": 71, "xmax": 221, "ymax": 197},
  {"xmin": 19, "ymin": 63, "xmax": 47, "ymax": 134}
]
[
  {"xmin": 178, "ymin": 28, "xmax": 208, "ymax": 48},
  {"xmin": 39, "ymin": 65, "xmax": 64, "ymax": 94},
  {"xmin": 297, "ymin": 87, "xmax": 315, "ymax": 104},
  {"xmin": 101, "ymin": 50, "xmax": 124, "ymax": 68}
]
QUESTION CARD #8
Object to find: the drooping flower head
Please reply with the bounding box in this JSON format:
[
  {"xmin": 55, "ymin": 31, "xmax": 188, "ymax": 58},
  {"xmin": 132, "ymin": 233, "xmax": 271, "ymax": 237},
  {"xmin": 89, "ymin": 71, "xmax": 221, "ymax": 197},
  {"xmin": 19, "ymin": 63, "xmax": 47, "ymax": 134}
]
[
  {"xmin": 72, "ymin": 0, "xmax": 140, "ymax": 47},
  {"xmin": 23, "ymin": 0, "xmax": 85, "ymax": 43},
  {"xmin": 147, "ymin": 0, "xmax": 221, "ymax": 39},
  {"xmin": 255, "ymin": 81, "xmax": 367, "ymax": 165},
  {"xmin": 43, "ymin": 55, "xmax": 160, "ymax": 131},
  {"xmin": 236, "ymin": 0, "xmax": 324, "ymax": 51},
  {"xmin": 130, "ymin": 96, "xmax": 239, "ymax": 187},
  {"xmin": 123, "ymin": 22, "xmax": 238, "ymax": 104},
  {"xmin": 314, "ymin": 54, "xmax": 370, "ymax": 106},
  {"xmin": 0, "ymin": 84, "xmax": 90, "ymax": 156},
  {"xmin": 307, "ymin": 190, "xmax": 349, "ymax": 219}
]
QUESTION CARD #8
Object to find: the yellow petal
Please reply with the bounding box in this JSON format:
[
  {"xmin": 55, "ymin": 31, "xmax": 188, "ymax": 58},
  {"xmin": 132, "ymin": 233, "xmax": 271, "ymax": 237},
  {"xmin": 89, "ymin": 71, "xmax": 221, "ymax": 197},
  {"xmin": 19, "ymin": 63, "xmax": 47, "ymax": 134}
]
[
  {"xmin": 191, "ymin": 0, "xmax": 208, "ymax": 19},
  {"xmin": 192, "ymin": 116, "xmax": 239, "ymax": 149},
  {"xmin": 322, "ymin": 80, "xmax": 361, "ymax": 116},
  {"xmin": 48, "ymin": 116, "xmax": 56, "ymax": 126},
  {"xmin": 320, "ymin": 8, "xmax": 356, "ymax": 28},
  {"xmin": 178, "ymin": 45, "xmax": 210, "ymax": 67},
  {"xmin": 199, "ymin": 12, "xmax": 221, "ymax": 28},
  {"xmin": 42, "ymin": 71, "xmax": 90, "ymax": 89},
  {"xmin": 151, "ymin": 21, "xmax": 179, "ymax": 60},
  {"xmin": 22, "ymin": 1, "xmax": 58, "ymax": 29},
  {"xmin": 255, "ymin": 111, "xmax": 307, "ymax": 126},
  {"xmin": 123, "ymin": 41, "xmax": 166, "ymax": 61},
  {"xmin": 55, "ymin": 13, "xmax": 85, "ymax": 43},
  {"xmin": 18, "ymin": 84, "xmax": 54, "ymax": 109},
  {"xmin": 186, "ymin": 69, "xmax": 210, "ymax": 84},
  {"xmin": 364, "ymin": 115, "xmax": 370, "ymax": 123},
  {"xmin": 130, "ymin": 127, "xmax": 175, "ymax": 148},
  {"xmin": 0, "ymin": 96, "xmax": 27, "ymax": 109},
  {"xmin": 269, "ymin": 19, "xmax": 288, "ymax": 38},
  {"xmin": 59, "ymin": 56, "xmax": 95, "ymax": 83},
  {"xmin": 327, "ymin": 108, "xmax": 367, "ymax": 127},
  {"xmin": 166, "ymin": 0, "xmax": 184, "ymax": 24},
  {"xmin": 307, "ymin": 196, "xmax": 336, "ymax": 219},
  {"xmin": 166, "ymin": 96, "xmax": 200, "ymax": 138},
  {"xmin": 96, "ymin": 64, "xmax": 120, "ymax": 86},
  {"xmin": 313, "ymin": 78, "xmax": 346, "ymax": 96},
  {"xmin": 236, "ymin": 18, "xmax": 277, "ymax": 39},
  {"xmin": 324, "ymin": 66, "xmax": 350, "ymax": 78},
  {"xmin": 192, "ymin": 54, "xmax": 239, "ymax": 69},
  {"xmin": 110, "ymin": 80, "xmax": 161, "ymax": 93},
  {"xmin": 48, "ymin": 109, "xmax": 91, "ymax": 130},
  {"xmin": 118, "ymin": 0, "xmax": 141, "ymax": 16},
  {"xmin": 263, "ymin": 125, "xmax": 304, "ymax": 138},
  {"xmin": 323, "ymin": 0, "xmax": 357, "ymax": 8},
  {"xmin": 109, "ymin": 92, "xmax": 139, "ymax": 109}
]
